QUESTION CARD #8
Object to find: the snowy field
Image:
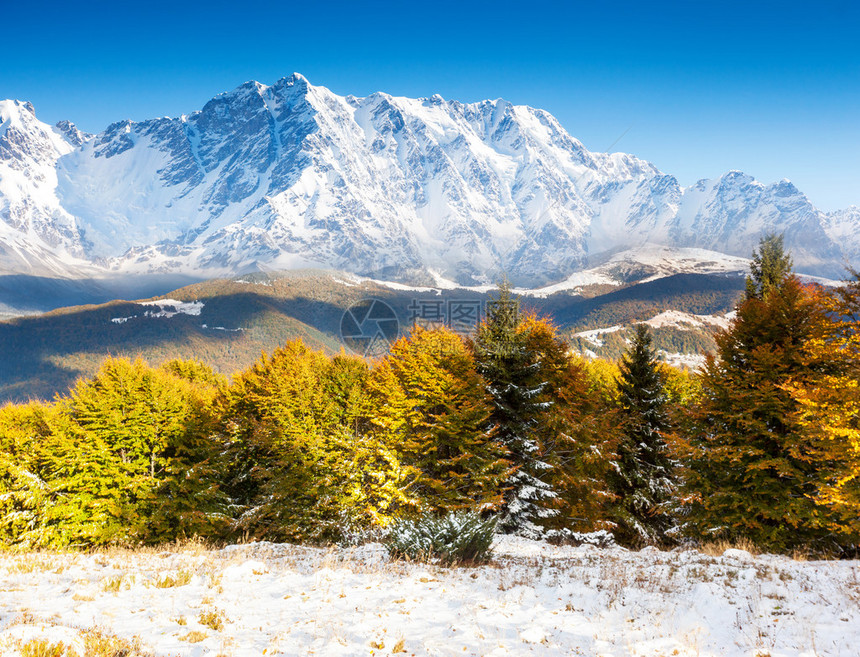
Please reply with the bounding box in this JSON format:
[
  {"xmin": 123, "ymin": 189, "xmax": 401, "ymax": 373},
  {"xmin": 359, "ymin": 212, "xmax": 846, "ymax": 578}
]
[{"xmin": 1, "ymin": 537, "xmax": 858, "ymax": 656}]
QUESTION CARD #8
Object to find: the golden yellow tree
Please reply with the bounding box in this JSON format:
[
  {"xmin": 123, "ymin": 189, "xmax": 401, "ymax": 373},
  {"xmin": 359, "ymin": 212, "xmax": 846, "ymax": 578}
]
[
  {"xmin": 785, "ymin": 279, "xmax": 860, "ymax": 540},
  {"xmin": 0, "ymin": 401, "xmax": 65, "ymax": 547},
  {"xmin": 368, "ymin": 326, "xmax": 511, "ymax": 515},
  {"xmin": 219, "ymin": 340, "xmax": 411, "ymax": 542}
]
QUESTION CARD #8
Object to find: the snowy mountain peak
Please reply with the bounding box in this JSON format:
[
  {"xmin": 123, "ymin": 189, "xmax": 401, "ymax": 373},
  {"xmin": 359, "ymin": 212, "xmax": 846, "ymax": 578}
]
[
  {"xmin": 0, "ymin": 99, "xmax": 94, "ymax": 276},
  {"xmin": 0, "ymin": 99, "xmax": 35, "ymax": 117},
  {"xmin": 0, "ymin": 75, "xmax": 858, "ymax": 285},
  {"xmin": 0, "ymin": 99, "xmax": 38, "ymax": 135},
  {"xmin": 283, "ymin": 71, "xmax": 310, "ymax": 86}
]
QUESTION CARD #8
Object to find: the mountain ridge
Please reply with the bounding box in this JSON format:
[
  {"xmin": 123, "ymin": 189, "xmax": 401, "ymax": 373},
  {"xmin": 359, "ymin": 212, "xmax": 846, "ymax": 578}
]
[{"xmin": 1, "ymin": 74, "xmax": 857, "ymax": 288}]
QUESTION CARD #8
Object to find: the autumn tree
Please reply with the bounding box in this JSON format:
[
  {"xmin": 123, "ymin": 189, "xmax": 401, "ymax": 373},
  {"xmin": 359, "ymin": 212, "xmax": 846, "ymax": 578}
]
[
  {"xmin": 65, "ymin": 357, "xmax": 226, "ymax": 544},
  {"xmin": 784, "ymin": 275, "xmax": 860, "ymax": 546},
  {"xmin": 0, "ymin": 357, "xmax": 224, "ymax": 547},
  {"xmin": 218, "ymin": 341, "xmax": 410, "ymax": 542},
  {"xmin": 0, "ymin": 395, "xmax": 165, "ymax": 548},
  {"xmin": 680, "ymin": 237, "xmax": 841, "ymax": 552},
  {"xmin": 149, "ymin": 359, "xmax": 228, "ymax": 541},
  {"xmin": 521, "ymin": 318, "xmax": 617, "ymax": 535},
  {"xmin": 368, "ymin": 326, "xmax": 511, "ymax": 515},
  {"xmin": 0, "ymin": 401, "xmax": 70, "ymax": 547}
]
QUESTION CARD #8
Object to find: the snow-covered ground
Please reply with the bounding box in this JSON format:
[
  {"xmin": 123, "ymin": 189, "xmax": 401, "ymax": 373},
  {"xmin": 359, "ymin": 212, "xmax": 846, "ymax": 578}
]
[{"xmin": 1, "ymin": 537, "xmax": 858, "ymax": 656}]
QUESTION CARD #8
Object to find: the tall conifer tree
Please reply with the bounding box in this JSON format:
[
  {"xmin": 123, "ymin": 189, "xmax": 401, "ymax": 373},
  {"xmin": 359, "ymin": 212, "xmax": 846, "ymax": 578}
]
[
  {"xmin": 682, "ymin": 237, "xmax": 838, "ymax": 551},
  {"xmin": 745, "ymin": 233, "xmax": 793, "ymax": 300},
  {"xmin": 609, "ymin": 324, "xmax": 675, "ymax": 545},
  {"xmin": 472, "ymin": 282, "xmax": 556, "ymax": 537}
]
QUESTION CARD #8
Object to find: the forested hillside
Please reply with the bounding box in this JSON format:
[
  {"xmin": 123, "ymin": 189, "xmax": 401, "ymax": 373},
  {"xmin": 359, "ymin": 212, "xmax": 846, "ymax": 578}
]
[{"xmin": 0, "ymin": 271, "xmax": 744, "ymax": 403}]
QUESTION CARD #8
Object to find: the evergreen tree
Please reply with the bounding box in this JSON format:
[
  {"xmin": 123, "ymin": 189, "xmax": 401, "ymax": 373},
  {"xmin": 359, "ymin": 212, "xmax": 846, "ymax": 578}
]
[
  {"xmin": 745, "ymin": 233, "xmax": 793, "ymax": 300},
  {"xmin": 608, "ymin": 324, "xmax": 676, "ymax": 546},
  {"xmin": 472, "ymin": 282, "xmax": 556, "ymax": 537},
  {"xmin": 681, "ymin": 237, "xmax": 840, "ymax": 552}
]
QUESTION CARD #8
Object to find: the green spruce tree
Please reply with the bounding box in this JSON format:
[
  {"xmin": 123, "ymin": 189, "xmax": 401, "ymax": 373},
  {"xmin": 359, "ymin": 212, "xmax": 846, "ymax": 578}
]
[
  {"xmin": 472, "ymin": 281, "xmax": 556, "ymax": 537},
  {"xmin": 609, "ymin": 324, "xmax": 676, "ymax": 546},
  {"xmin": 745, "ymin": 233, "xmax": 793, "ymax": 300}
]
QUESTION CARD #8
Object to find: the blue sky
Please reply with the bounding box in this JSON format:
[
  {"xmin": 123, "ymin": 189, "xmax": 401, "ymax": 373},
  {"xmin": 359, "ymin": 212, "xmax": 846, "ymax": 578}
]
[{"xmin": 3, "ymin": 0, "xmax": 858, "ymax": 210}]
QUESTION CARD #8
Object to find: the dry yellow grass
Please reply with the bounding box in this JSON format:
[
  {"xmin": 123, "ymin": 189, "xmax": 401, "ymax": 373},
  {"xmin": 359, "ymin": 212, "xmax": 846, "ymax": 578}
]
[
  {"xmin": 699, "ymin": 537, "xmax": 761, "ymax": 557},
  {"xmin": 5, "ymin": 626, "xmax": 153, "ymax": 657},
  {"xmin": 179, "ymin": 630, "xmax": 207, "ymax": 643},
  {"xmin": 198, "ymin": 609, "xmax": 226, "ymax": 632}
]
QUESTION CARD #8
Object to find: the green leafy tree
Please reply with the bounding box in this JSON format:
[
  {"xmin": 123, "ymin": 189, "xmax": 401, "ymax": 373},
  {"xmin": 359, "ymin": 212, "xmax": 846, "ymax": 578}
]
[{"xmin": 68, "ymin": 357, "xmax": 189, "ymax": 481}]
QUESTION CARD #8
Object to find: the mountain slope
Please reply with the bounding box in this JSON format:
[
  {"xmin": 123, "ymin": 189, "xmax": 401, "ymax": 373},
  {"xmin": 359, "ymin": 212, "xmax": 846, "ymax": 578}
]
[
  {"xmin": 0, "ymin": 75, "xmax": 858, "ymax": 288},
  {"xmin": 0, "ymin": 100, "xmax": 95, "ymax": 276},
  {"xmin": 0, "ymin": 269, "xmax": 745, "ymax": 402}
]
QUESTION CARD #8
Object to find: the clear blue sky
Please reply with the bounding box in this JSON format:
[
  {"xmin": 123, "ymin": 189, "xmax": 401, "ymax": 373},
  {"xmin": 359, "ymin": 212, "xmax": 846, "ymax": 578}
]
[{"xmin": 3, "ymin": 0, "xmax": 858, "ymax": 210}]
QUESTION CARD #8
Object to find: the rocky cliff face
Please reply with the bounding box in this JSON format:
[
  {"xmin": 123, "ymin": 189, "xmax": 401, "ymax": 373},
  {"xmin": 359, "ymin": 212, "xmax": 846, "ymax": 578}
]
[{"xmin": 0, "ymin": 74, "xmax": 856, "ymax": 285}]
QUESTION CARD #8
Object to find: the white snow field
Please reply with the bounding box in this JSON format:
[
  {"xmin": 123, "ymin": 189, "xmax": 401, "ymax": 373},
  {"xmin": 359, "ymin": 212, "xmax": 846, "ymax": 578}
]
[{"xmin": 0, "ymin": 537, "xmax": 858, "ymax": 656}]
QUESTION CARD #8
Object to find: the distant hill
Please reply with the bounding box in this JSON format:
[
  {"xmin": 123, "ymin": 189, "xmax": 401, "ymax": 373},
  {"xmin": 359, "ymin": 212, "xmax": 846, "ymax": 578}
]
[{"xmin": 0, "ymin": 270, "xmax": 745, "ymax": 403}]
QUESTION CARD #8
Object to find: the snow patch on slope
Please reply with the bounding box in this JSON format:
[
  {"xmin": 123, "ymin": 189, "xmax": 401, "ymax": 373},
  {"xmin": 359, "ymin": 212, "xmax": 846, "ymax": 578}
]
[
  {"xmin": 641, "ymin": 310, "xmax": 735, "ymax": 331},
  {"xmin": 574, "ymin": 325, "xmax": 626, "ymax": 348},
  {"xmin": 111, "ymin": 299, "xmax": 204, "ymax": 323}
]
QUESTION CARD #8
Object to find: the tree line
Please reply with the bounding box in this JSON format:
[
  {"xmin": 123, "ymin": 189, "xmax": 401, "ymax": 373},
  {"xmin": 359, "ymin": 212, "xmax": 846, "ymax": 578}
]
[{"xmin": 1, "ymin": 236, "xmax": 858, "ymax": 555}]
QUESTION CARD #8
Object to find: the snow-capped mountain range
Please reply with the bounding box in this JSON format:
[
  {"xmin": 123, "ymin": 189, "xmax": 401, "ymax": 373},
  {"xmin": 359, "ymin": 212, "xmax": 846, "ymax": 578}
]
[{"xmin": 1, "ymin": 73, "xmax": 857, "ymax": 287}]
